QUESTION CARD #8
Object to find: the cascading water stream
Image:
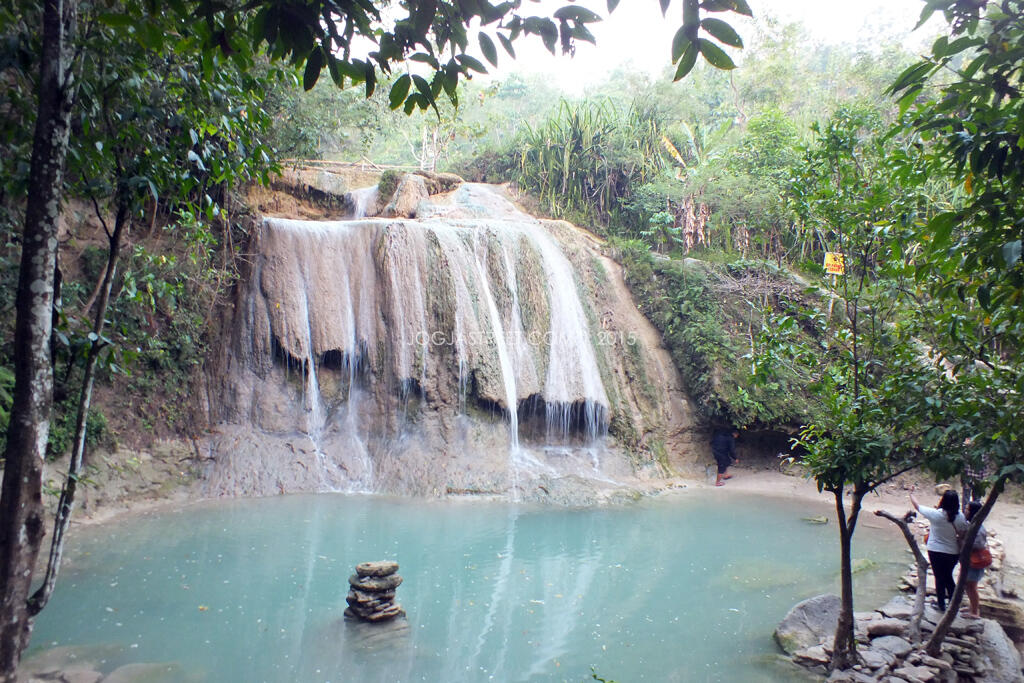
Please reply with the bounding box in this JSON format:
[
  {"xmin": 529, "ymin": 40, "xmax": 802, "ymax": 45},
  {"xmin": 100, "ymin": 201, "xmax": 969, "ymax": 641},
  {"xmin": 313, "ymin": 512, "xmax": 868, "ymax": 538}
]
[
  {"xmin": 347, "ymin": 186, "xmax": 378, "ymax": 219},
  {"xmin": 531, "ymin": 228, "xmax": 609, "ymax": 443},
  {"xmin": 241, "ymin": 183, "xmax": 617, "ymax": 497},
  {"xmin": 297, "ymin": 259, "xmax": 340, "ymax": 492},
  {"xmin": 467, "ymin": 230, "xmax": 525, "ymax": 498}
]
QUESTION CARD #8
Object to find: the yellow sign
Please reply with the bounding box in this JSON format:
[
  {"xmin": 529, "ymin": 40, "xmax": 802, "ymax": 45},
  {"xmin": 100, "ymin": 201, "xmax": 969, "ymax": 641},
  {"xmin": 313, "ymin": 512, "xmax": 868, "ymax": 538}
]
[{"xmin": 823, "ymin": 252, "xmax": 845, "ymax": 275}]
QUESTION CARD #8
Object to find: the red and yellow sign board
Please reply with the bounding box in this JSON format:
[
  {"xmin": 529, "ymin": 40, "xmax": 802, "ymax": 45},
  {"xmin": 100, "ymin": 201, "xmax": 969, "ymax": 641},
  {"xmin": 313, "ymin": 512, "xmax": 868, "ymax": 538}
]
[{"xmin": 823, "ymin": 252, "xmax": 845, "ymax": 275}]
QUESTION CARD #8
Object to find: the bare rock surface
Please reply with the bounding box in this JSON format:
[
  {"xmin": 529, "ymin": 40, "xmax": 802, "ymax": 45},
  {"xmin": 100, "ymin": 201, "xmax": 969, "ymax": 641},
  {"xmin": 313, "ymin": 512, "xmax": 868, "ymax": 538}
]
[
  {"xmin": 774, "ymin": 594, "xmax": 840, "ymax": 655},
  {"xmin": 976, "ymin": 618, "xmax": 1023, "ymax": 682},
  {"xmin": 381, "ymin": 173, "xmax": 429, "ymax": 217},
  {"xmin": 868, "ymin": 618, "xmax": 908, "ymax": 637},
  {"xmin": 872, "ymin": 635, "xmax": 913, "ymax": 658},
  {"xmin": 356, "ymin": 561, "xmax": 399, "ymax": 577}
]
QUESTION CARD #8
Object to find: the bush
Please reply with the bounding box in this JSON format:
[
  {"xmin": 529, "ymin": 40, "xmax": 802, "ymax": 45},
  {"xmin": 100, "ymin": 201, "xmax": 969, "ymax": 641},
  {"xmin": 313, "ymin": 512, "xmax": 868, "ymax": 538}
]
[
  {"xmin": 46, "ymin": 396, "xmax": 111, "ymax": 460},
  {"xmin": 377, "ymin": 170, "xmax": 403, "ymax": 203}
]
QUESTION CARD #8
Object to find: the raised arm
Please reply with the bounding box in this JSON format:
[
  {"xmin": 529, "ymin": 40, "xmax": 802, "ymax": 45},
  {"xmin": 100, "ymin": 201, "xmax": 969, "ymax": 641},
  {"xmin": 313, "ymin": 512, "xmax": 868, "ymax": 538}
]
[{"xmin": 909, "ymin": 493, "xmax": 920, "ymax": 511}]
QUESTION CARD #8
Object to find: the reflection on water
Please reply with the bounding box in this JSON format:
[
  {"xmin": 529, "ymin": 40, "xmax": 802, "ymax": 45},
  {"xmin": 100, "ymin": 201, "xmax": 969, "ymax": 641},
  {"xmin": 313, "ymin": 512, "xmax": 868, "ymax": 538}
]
[{"xmin": 26, "ymin": 492, "xmax": 907, "ymax": 682}]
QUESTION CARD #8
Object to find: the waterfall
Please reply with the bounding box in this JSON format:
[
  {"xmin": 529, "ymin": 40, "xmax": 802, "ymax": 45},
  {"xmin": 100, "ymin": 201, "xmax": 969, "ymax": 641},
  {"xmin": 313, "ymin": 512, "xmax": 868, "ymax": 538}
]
[
  {"xmin": 346, "ymin": 185, "xmax": 378, "ymax": 218},
  {"xmin": 237, "ymin": 183, "xmax": 620, "ymax": 496},
  {"xmin": 470, "ymin": 231, "xmax": 520, "ymax": 450},
  {"xmin": 532, "ymin": 227, "xmax": 609, "ymax": 442}
]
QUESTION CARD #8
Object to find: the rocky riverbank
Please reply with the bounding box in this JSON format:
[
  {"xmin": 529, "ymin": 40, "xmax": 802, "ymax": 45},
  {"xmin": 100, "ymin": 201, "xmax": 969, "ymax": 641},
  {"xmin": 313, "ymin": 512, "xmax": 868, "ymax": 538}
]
[
  {"xmin": 773, "ymin": 522, "xmax": 1024, "ymax": 683},
  {"xmin": 777, "ymin": 593, "xmax": 1022, "ymax": 682}
]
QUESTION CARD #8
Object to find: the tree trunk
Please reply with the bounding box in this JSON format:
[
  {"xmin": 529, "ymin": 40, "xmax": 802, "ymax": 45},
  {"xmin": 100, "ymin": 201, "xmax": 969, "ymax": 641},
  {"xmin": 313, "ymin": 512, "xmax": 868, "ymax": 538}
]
[
  {"xmin": 0, "ymin": 0, "xmax": 78, "ymax": 678},
  {"xmin": 924, "ymin": 476, "xmax": 1006, "ymax": 657},
  {"xmin": 874, "ymin": 509, "xmax": 929, "ymax": 642},
  {"xmin": 28, "ymin": 203, "xmax": 127, "ymax": 617},
  {"xmin": 830, "ymin": 487, "xmax": 865, "ymax": 670}
]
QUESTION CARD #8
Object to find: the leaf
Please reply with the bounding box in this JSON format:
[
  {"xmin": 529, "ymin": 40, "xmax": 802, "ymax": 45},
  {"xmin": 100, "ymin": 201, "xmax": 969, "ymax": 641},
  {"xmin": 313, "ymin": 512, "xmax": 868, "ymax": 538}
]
[
  {"xmin": 411, "ymin": 74, "xmax": 433, "ymax": 102},
  {"xmin": 977, "ymin": 283, "xmax": 991, "ymax": 310},
  {"xmin": 707, "ymin": 0, "xmax": 752, "ymax": 16},
  {"xmin": 364, "ymin": 63, "xmax": 376, "ymax": 97},
  {"xmin": 327, "ymin": 54, "xmax": 343, "ymax": 86},
  {"xmin": 697, "ymin": 37, "xmax": 735, "ymax": 69},
  {"xmin": 915, "ymin": 3, "xmax": 936, "ymax": 29},
  {"xmin": 97, "ymin": 13, "xmax": 135, "ymax": 27},
  {"xmin": 553, "ymin": 5, "xmax": 601, "ymax": 23},
  {"xmin": 926, "ymin": 211, "xmax": 957, "ymax": 251},
  {"xmin": 498, "ymin": 32, "xmax": 516, "ymax": 57},
  {"xmin": 700, "ymin": 17, "xmax": 742, "ymax": 47},
  {"xmin": 673, "ymin": 41, "xmax": 698, "ymax": 80},
  {"xmin": 896, "ymin": 85, "xmax": 922, "ymax": 117},
  {"xmin": 409, "ymin": 53, "xmax": 439, "ymax": 68},
  {"xmin": 136, "ymin": 21, "xmax": 165, "ymax": 50},
  {"xmin": 303, "ymin": 46, "xmax": 323, "ymax": 91},
  {"xmin": 671, "ymin": 26, "xmax": 690, "ymax": 62},
  {"xmin": 607, "ymin": 0, "xmax": 620, "ymax": 11},
  {"xmin": 389, "ymin": 74, "xmax": 411, "ymax": 109},
  {"xmin": 659, "ymin": 0, "xmax": 670, "ymax": 16},
  {"xmin": 539, "ymin": 20, "xmax": 557, "ymax": 53},
  {"xmin": 944, "ymin": 35, "xmax": 981, "ymax": 57},
  {"xmin": 478, "ymin": 32, "xmax": 498, "ymax": 67},
  {"xmin": 429, "ymin": 72, "xmax": 444, "ymax": 98},
  {"xmin": 1002, "ymin": 240, "xmax": 1022, "ymax": 268},
  {"xmin": 572, "ymin": 24, "xmax": 596, "ymax": 44},
  {"xmin": 458, "ymin": 53, "xmax": 488, "ymax": 73},
  {"xmin": 888, "ymin": 60, "xmax": 934, "ymax": 95}
]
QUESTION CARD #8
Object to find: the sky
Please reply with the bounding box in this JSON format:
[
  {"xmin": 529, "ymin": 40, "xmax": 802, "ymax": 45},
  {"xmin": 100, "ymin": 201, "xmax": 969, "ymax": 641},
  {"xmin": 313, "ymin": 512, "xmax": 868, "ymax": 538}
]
[{"xmin": 494, "ymin": 0, "xmax": 941, "ymax": 90}]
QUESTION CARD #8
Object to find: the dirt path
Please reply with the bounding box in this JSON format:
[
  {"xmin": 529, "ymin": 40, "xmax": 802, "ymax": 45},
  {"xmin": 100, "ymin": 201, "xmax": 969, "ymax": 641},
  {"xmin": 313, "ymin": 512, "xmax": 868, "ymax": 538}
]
[{"xmin": 668, "ymin": 464, "xmax": 1024, "ymax": 569}]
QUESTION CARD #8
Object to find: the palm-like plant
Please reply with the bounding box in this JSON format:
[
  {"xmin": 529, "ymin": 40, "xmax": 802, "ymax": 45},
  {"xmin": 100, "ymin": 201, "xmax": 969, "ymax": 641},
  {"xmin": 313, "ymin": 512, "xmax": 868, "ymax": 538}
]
[{"xmin": 514, "ymin": 99, "xmax": 663, "ymax": 227}]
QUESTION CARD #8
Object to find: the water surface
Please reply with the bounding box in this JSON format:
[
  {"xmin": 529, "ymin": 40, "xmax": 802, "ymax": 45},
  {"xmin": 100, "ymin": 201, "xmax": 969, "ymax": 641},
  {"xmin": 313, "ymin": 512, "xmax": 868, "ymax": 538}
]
[{"xmin": 27, "ymin": 491, "xmax": 907, "ymax": 682}]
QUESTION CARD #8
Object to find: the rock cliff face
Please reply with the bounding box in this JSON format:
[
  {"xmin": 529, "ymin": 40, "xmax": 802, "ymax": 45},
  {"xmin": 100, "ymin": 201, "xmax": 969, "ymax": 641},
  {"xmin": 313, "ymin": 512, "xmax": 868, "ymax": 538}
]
[{"xmin": 205, "ymin": 166, "xmax": 698, "ymax": 502}]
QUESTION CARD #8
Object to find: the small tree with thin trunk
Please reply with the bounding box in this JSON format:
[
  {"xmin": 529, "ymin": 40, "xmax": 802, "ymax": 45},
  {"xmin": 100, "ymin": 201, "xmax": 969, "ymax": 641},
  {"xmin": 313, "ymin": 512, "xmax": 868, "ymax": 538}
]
[{"xmin": 755, "ymin": 105, "xmax": 949, "ymax": 670}]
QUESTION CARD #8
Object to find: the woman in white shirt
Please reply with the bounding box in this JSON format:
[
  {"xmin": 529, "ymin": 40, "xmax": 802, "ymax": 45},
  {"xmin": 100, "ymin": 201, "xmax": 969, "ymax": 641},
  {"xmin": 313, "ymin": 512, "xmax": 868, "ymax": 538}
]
[{"xmin": 910, "ymin": 490, "xmax": 968, "ymax": 611}]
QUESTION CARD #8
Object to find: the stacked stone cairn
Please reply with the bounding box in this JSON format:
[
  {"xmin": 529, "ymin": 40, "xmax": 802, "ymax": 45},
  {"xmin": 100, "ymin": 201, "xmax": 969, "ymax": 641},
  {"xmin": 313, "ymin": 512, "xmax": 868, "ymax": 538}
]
[{"xmin": 345, "ymin": 561, "xmax": 405, "ymax": 623}]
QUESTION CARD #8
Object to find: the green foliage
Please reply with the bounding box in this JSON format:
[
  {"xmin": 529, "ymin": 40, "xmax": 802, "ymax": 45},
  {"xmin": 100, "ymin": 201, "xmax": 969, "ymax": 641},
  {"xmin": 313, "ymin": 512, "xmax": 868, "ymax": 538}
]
[
  {"xmin": 689, "ymin": 108, "xmax": 801, "ymax": 259},
  {"xmin": 79, "ymin": 246, "xmax": 109, "ymax": 284},
  {"xmin": 511, "ymin": 99, "xmax": 665, "ymax": 232},
  {"xmin": 176, "ymin": 0, "xmax": 754, "ymax": 120},
  {"xmin": 885, "ymin": 0, "xmax": 1024, "ymax": 495},
  {"xmin": 589, "ymin": 668, "xmax": 619, "ymax": 683},
  {"xmin": 891, "ymin": 0, "xmax": 1024, "ymax": 359},
  {"xmin": 614, "ymin": 239, "xmax": 807, "ymax": 427},
  {"xmin": 759, "ymin": 106, "xmax": 946, "ymax": 485},
  {"xmin": 109, "ymin": 212, "xmax": 232, "ymax": 393},
  {"xmin": 377, "ymin": 170, "xmax": 403, "ymax": 203},
  {"xmin": 0, "ymin": 365, "xmax": 12, "ymax": 454},
  {"xmin": 46, "ymin": 397, "xmax": 111, "ymax": 461},
  {"xmin": 261, "ymin": 71, "xmax": 391, "ymax": 159}
]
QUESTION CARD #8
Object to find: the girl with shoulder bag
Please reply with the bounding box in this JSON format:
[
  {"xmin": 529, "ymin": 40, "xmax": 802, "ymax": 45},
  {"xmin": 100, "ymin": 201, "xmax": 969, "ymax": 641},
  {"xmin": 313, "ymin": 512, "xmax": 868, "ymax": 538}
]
[{"xmin": 963, "ymin": 500, "xmax": 992, "ymax": 619}]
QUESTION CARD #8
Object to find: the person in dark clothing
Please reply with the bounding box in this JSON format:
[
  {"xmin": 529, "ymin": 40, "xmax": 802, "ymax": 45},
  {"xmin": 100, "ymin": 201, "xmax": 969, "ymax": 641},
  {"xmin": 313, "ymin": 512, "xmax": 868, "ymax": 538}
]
[{"xmin": 711, "ymin": 428, "xmax": 739, "ymax": 487}]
